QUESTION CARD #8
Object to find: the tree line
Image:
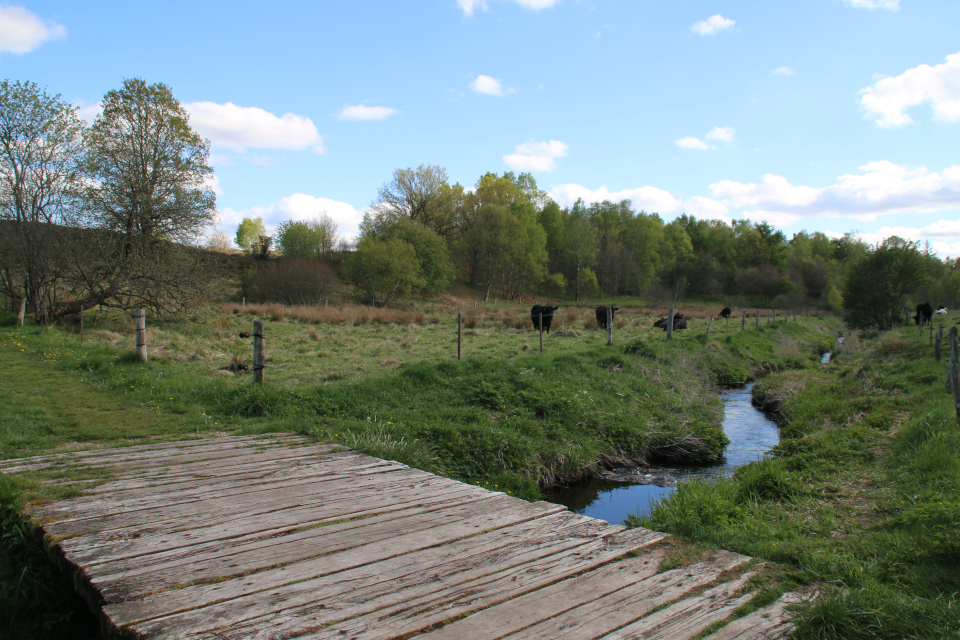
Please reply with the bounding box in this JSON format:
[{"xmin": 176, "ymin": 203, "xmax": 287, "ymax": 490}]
[
  {"xmin": 240, "ymin": 164, "xmax": 959, "ymax": 326},
  {"xmin": 3, "ymin": 77, "xmax": 956, "ymax": 331},
  {"xmin": 0, "ymin": 79, "xmax": 218, "ymax": 323}
]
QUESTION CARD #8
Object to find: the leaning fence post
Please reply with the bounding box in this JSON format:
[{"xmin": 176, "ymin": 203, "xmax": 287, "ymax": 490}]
[
  {"xmin": 936, "ymin": 325, "xmax": 944, "ymax": 361},
  {"xmin": 539, "ymin": 312, "xmax": 544, "ymax": 354},
  {"xmin": 667, "ymin": 308, "xmax": 674, "ymax": 340},
  {"xmin": 705, "ymin": 314, "xmax": 714, "ymax": 340},
  {"xmin": 606, "ymin": 306, "xmax": 613, "ymax": 346},
  {"xmin": 741, "ymin": 309, "xmax": 746, "ymax": 331},
  {"xmin": 457, "ymin": 313, "xmax": 462, "ymax": 360},
  {"xmin": 253, "ymin": 320, "xmax": 265, "ymax": 383},
  {"xmin": 134, "ymin": 309, "xmax": 147, "ymax": 362},
  {"xmin": 949, "ymin": 327, "xmax": 960, "ymax": 423}
]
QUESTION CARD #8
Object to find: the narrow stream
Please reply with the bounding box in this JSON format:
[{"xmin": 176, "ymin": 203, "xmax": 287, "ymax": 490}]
[{"xmin": 543, "ymin": 383, "xmax": 781, "ymax": 524}]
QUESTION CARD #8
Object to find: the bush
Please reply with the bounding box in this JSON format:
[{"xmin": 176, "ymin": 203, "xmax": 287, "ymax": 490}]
[{"xmin": 246, "ymin": 259, "xmax": 340, "ymax": 305}]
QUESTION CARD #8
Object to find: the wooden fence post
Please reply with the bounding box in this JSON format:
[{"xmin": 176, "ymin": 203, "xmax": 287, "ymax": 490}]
[
  {"xmin": 134, "ymin": 309, "xmax": 147, "ymax": 362},
  {"xmin": 756, "ymin": 310, "xmax": 760, "ymax": 327},
  {"xmin": 606, "ymin": 306, "xmax": 613, "ymax": 346},
  {"xmin": 725, "ymin": 314, "xmax": 729, "ymax": 333},
  {"xmin": 457, "ymin": 313, "xmax": 462, "ymax": 360},
  {"xmin": 667, "ymin": 308, "xmax": 674, "ymax": 340},
  {"xmin": 936, "ymin": 325, "xmax": 943, "ymax": 361},
  {"xmin": 741, "ymin": 309, "xmax": 746, "ymax": 331},
  {"xmin": 17, "ymin": 298, "xmax": 25, "ymax": 326},
  {"xmin": 253, "ymin": 320, "xmax": 265, "ymax": 383},
  {"xmin": 539, "ymin": 312, "xmax": 544, "ymax": 354},
  {"xmin": 949, "ymin": 327, "xmax": 960, "ymax": 423},
  {"xmin": 80, "ymin": 303, "xmax": 84, "ymax": 345},
  {"xmin": 242, "ymin": 297, "xmax": 245, "ymax": 311},
  {"xmin": 705, "ymin": 314, "xmax": 714, "ymax": 340}
]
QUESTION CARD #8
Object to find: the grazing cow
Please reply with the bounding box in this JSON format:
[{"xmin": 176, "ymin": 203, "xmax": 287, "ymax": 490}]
[
  {"xmin": 531, "ymin": 304, "xmax": 559, "ymax": 333},
  {"xmin": 595, "ymin": 306, "xmax": 619, "ymax": 329},
  {"xmin": 914, "ymin": 302, "xmax": 933, "ymax": 326},
  {"xmin": 937, "ymin": 305, "xmax": 949, "ymax": 315},
  {"xmin": 654, "ymin": 313, "xmax": 686, "ymax": 331},
  {"xmin": 718, "ymin": 307, "xmax": 732, "ymax": 319}
]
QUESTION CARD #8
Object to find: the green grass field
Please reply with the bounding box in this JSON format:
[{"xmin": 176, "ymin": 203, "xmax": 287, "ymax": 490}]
[{"xmin": 7, "ymin": 302, "xmax": 954, "ymax": 638}]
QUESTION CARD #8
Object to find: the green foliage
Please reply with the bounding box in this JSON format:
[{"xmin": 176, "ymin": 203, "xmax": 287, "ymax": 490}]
[
  {"xmin": 373, "ymin": 218, "xmax": 454, "ymax": 292},
  {"xmin": 844, "ymin": 237, "xmax": 934, "ymax": 330},
  {"xmin": 275, "ymin": 219, "xmax": 331, "ymax": 259},
  {"xmin": 235, "ymin": 217, "xmax": 266, "ymax": 253},
  {"xmin": 345, "ymin": 237, "xmax": 424, "ymax": 306}
]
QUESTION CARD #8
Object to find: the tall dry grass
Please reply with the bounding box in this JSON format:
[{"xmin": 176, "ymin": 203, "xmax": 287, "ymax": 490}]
[{"xmin": 223, "ymin": 302, "xmax": 426, "ymax": 326}]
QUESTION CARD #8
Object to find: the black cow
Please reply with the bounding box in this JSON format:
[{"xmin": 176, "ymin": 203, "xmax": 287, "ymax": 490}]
[
  {"xmin": 718, "ymin": 307, "xmax": 732, "ymax": 319},
  {"xmin": 653, "ymin": 313, "xmax": 686, "ymax": 330},
  {"xmin": 531, "ymin": 305, "xmax": 559, "ymax": 333},
  {"xmin": 595, "ymin": 306, "xmax": 619, "ymax": 329},
  {"xmin": 914, "ymin": 301, "xmax": 933, "ymax": 326}
]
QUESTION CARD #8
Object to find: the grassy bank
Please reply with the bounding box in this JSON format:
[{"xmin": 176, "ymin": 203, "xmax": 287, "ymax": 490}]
[
  {"xmin": 632, "ymin": 325, "xmax": 960, "ymax": 638},
  {"xmin": 0, "ymin": 304, "xmax": 839, "ymax": 638}
]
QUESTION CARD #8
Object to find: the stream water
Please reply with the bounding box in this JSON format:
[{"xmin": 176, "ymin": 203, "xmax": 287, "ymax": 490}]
[{"xmin": 543, "ymin": 383, "xmax": 781, "ymax": 524}]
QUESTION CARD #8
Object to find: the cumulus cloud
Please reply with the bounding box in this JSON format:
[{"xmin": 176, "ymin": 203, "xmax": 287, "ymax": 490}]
[
  {"xmin": 184, "ymin": 102, "xmax": 325, "ymax": 153},
  {"xmin": 771, "ymin": 66, "xmax": 795, "ymax": 76},
  {"xmin": 676, "ymin": 136, "xmax": 711, "ymax": 150},
  {"xmin": 691, "ymin": 14, "xmax": 735, "ymax": 36},
  {"xmin": 503, "ymin": 139, "xmax": 568, "ymax": 172},
  {"xmin": 469, "ymin": 74, "xmax": 513, "ymax": 96},
  {"xmin": 858, "ymin": 220, "xmax": 960, "ymax": 257},
  {"xmin": 219, "ymin": 193, "xmax": 364, "ymax": 243},
  {"xmin": 74, "ymin": 102, "xmax": 102, "ymax": 125},
  {"xmin": 337, "ymin": 104, "xmax": 399, "ymax": 121},
  {"xmin": 843, "ymin": 0, "xmax": 900, "ymax": 10},
  {"xmin": 0, "ymin": 6, "xmax": 65, "ymax": 54},
  {"xmin": 457, "ymin": 0, "xmax": 561, "ymax": 17},
  {"xmin": 708, "ymin": 161, "xmax": 960, "ymax": 222},
  {"xmin": 706, "ymin": 126, "xmax": 736, "ymax": 143},
  {"xmin": 859, "ymin": 52, "xmax": 960, "ymax": 127},
  {"xmin": 683, "ymin": 196, "xmax": 731, "ymax": 221},
  {"xmin": 548, "ymin": 184, "xmax": 681, "ymax": 213},
  {"xmin": 677, "ymin": 127, "xmax": 735, "ymax": 150}
]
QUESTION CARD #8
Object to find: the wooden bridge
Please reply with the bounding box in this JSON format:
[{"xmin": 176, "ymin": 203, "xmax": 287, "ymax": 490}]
[{"xmin": 1, "ymin": 435, "xmax": 798, "ymax": 639}]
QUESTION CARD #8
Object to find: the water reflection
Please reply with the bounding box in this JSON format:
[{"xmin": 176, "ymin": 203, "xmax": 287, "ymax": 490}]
[{"xmin": 544, "ymin": 383, "xmax": 780, "ymax": 524}]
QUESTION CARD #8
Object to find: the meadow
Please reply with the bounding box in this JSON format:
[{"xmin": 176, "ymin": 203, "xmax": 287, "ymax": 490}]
[{"xmin": 8, "ymin": 299, "xmax": 956, "ymax": 639}]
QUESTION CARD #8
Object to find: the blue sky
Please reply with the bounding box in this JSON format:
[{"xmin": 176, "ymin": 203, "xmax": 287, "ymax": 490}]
[{"xmin": 4, "ymin": 0, "xmax": 960, "ymax": 255}]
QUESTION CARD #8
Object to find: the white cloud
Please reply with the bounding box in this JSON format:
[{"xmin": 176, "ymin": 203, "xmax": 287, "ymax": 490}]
[
  {"xmin": 337, "ymin": 104, "xmax": 399, "ymax": 121},
  {"xmin": 457, "ymin": 0, "xmax": 560, "ymax": 17},
  {"xmin": 676, "ymin": 136, "xmax": 712, "ymax": 150},
  {"xmin": 548, "ymin": 184, "xmax": 681, "ymax": 213},
  {"xmin": 219, "ymin": 193, "xmax": 364, "ymax": 243},
  {"xmin": 859, "ymin": 52, "xmax": 960, "ymax": 127},
  {"xmin": 503, "ymin": 139, "xmax": 568, "ymax": 172},
  {"xmin": 858, "ymin": 220, "xmax": 960, "ymax": 257},
  {"xmin": 708, "ymin": 161, "xmax": 960, "ymax": 221},
  {"xmin": 469, "ymin": 74, "xmax": 513, "ymax": 96},
  {"xmin": 677, "ymin": 127, "xmax": 734, "ymax": 150},
  {"xmin": 771, "ymin": 66, "xmax": 795, "ymax": 76},
  {"xmin": 843, "ymin": 0, "xmax": 900, "ymax": 10},
  {"xmin": 706, "ymin": 126, "xmax": 736, "ymax": 143},
  {"xmin": 0, "ymin": 6, "xmax": 65, "ymax": 54},
  {"xmin": 74, "ymin": 102, "xmax": 102, "ymax": 125},
  {"xmin": 184, "ymin": 102, "xmax": 325, "ymax": 153},
  {"xmin": 691, "ymin": 14, "xmax": 735, "ymax": 36},
  {"xmin": 683, "ymin": 196, "xmax": 730, "ymax": 221}
]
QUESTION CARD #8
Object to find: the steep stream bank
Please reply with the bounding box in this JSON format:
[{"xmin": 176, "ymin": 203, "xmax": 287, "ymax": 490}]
[{"xmin": 544, "ymin": 382, "xmax": 780, "ymax": 523}]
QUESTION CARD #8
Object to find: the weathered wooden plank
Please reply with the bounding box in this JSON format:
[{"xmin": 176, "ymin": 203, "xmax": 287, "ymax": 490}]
[
  {"xmin": 64, "ymin": 480, "xmax": 486, "ymax": 567},
  {"xmin": 269, "ymin": 527, "xmax": 667, "ymax": 640},
  {"xmin": 86, "ymin": 488, "xmax": 499, "ymax": 582},
  {"xmin": 43, "ymin": 465, "xmax": 432, "ymax": 538},
  {"xmin": 94, "ymin": 493, "xmax": 555, "ymax": 603},
  {"xmin": 0, "ymin": 435, "xmax": 310, "ymax": 473},
  {"xmin": 130, "ymin": 516, "xmax": 653, "ymax": 639},
  {"xmin": 35, "ymin": 451, "xmax": 397, "ymax": 519},
  {"xmin": 497, "ymin": 551, "xmax": 751, "ymax": 640},
  {"xmin": 598, "ymin": 571, "xmax": 757, "ymax": 640},
  {"xmin": 700, "ymin": 593, "xmax": 799, "ymax": 640},
  {"xmin": 108, "ymin": 506, "xmax": 587, "ymax": 634},
  {"xmin": 415, "ymin": 547, "xmax": 670, "ymax": 640}
]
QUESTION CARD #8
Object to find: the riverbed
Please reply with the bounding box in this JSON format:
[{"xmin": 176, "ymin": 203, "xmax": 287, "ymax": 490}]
[{"xmin": 544, "ymin": 383, "xmax": 781, "ymax": 524}]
